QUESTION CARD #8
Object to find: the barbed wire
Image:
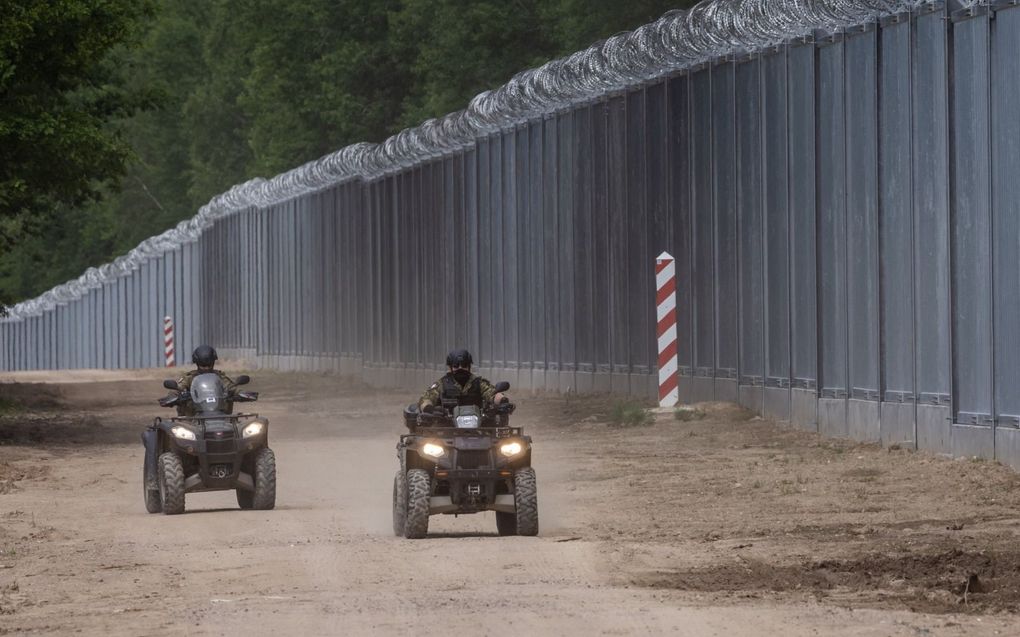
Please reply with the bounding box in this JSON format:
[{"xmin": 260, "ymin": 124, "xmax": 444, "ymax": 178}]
[{"xmin": 4, "ymin": 0, "xmax": 924, "ymax": 320}]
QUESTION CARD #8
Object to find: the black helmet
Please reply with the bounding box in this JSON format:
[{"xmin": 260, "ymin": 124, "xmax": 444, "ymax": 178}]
[
  {"xmin": 192, "ymin": 345, "xmax": 218, "ymax": 367},
  {"xmin": 446, "ymin": 349, "xmax": 473, "ymax": 368}
]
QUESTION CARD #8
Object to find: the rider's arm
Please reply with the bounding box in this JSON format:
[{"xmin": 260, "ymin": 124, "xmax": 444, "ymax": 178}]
[
  {"xmin": 419, "ymin": 381, "xmax": 441, "ymax": 411},
  {"xmin": 479, "ymin": 378, "xmax": 505, "ymax": 404}
]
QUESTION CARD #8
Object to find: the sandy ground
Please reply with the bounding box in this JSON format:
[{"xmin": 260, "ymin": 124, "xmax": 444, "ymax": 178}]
[{"xmin": 1, "ymin": 368, "xmax": 1020, "ymax": 636}]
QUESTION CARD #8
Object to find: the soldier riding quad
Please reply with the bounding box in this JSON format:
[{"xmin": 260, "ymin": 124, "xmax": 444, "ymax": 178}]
[
  {"xmin": 142, "ymin": 374, "xmax": 276, "ymax": 514},
  {"xmin": 393, "ymin": 381, "xmax": 538, "ymax": 538}
]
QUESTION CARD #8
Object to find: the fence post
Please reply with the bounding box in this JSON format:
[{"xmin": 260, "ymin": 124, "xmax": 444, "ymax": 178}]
[
  {"xmin": 656, "ymin": 252, "xmax": 678, "ymax": 407},
  {"xmin": 164, "ymin": 316, "xmax": 175, "ymax": 367}
]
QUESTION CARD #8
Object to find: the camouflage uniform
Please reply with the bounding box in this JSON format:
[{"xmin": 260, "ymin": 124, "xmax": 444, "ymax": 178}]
[
  {"xmin": 419, "ymin": 373, "xmax": 497, "ymax": 411},
  {"xmin": 174, "ymin": 369, "xmax": 237, "ymax": 416}
]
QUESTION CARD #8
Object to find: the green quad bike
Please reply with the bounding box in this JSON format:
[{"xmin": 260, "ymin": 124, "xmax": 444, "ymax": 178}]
[
  {"xmin": 142, "ymin": 373, "xmax": 275, "ymax": 514},
  {"xmin": 393, "ymin": 381, "xmax": 538, "ymax": 538}
]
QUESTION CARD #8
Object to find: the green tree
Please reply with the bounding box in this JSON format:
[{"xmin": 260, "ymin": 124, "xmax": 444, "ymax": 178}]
[{"xmin": 0, "ymin": 0, "xmax": 156, "ymax": 308}]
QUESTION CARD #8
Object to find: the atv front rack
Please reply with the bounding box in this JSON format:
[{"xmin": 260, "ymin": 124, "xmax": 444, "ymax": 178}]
[
  {"xmin": 153, "ymin": 413, "xmax": 259, "ymax": 426},
  {"xmin": 404, "ymin": 426, "xmax": 523, "ymax": 439}
]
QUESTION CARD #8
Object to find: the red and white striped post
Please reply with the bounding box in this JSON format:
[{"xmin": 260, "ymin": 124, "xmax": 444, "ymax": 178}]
[
  {"xmin": 655, "ymin": 252, "xmax": 678, "ymax": 407},
  {"xmin": 163, "ymin": 316, "xmax": 175, "ymax": 368}
]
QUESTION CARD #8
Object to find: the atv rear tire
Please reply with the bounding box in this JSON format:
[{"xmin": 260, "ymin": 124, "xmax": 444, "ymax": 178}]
[
  {"xmin": 252, "ymin": 447, "xmax": 277, "ymax": 510},
  {"xmin": 236, "ymin": 488, "xmax": 254, "ymax": 509},
  {"xmin": 392, "ymin": 470, "xmax": 407, "ymax": 536},
  {"xmin": 495, "ymin": 511, "xmax": 516, "ymax": 536},
  {"xmin": 513, "ymin": 467, "xmax": 538, "ymax": 536},
  {"xmin": 143, "ymin": 464, "xmax": 162, "ymax": 514},
  {"xmin": 403, "ymin": 469, "xmax": 431, "ymax": 539},
  {"xmin": 158, "ymin": 452, "xmax": 186, "ymax": 515}
]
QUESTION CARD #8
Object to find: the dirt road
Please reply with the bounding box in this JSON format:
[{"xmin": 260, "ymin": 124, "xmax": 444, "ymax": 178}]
[{"xmin": 2, "ymin": 369, "xmax": 1020, "ymax": 635}]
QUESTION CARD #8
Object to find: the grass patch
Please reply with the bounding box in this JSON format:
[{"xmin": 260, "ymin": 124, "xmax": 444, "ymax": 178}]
[
  {"xmin": 674, "ymin": 406, "xmax": 706, "ymax": 422},
  {"xmin": 608, "ymin": 401, "xmax": 654, "ymax": 428},
  {"xmin": 0, "ymin": 395, "xmax": 22, "ymax": 416}
]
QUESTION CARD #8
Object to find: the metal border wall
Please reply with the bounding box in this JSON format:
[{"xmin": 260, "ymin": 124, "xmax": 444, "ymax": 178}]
[{"xmin": 7, "ymin": 0, "xmax": 1020, "ymax": 468}]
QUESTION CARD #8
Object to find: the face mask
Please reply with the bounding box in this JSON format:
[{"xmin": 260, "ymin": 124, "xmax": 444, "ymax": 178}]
[{"xmin": 452, "ymin": 369, "xmax": 471, "ymax": 385}]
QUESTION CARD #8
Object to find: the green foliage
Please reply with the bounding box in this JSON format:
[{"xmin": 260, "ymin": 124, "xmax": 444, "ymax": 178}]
[
  {"xmin": 0, "ymin": 0, "xmax": 694, "ymax": 307},
  {"xmin": 0, "ymin": 0, "xmax": 156, "ymax": 307},
  {"xmin": 608, "ymin": 400, "xmax": 654, "ymax": 428},
  {"xmin": 674, "ymin": 406, "xmax": 706, "ymax": 422}
]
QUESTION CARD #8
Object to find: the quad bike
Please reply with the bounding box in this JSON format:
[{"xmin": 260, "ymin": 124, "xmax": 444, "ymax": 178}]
[
  {"xmin": 393, "ymin": 381, "xmax": 538, "ymax": 538},
  {"xmin": 141, "ymin": 373, "xmax": 275, "ymax": 514}
]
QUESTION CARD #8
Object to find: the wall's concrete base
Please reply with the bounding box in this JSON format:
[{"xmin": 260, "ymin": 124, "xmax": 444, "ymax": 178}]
[
  {"xmin": 881, "ymin": 402, "xmax": 916, "ymax": 448},
  {"xmin": 764, "ymin": 387, "xmax": 790, "ymax": 422},
  {"xmin": 637, "ymin": 374, "xmax": 658, "ymax": 402},
  {"xmin": 593, "ymin": 368, "xmax": 612, "ymax": 393},
  {"xmin": 609, "ymin": 371, "xmax": 630, "ymax": 395},
  {"xmin": 715, "ymin": 378, "xmax": 739, "ymax": 404},
  {"xmin": 575, "ymin": 366, "xmax": 595, "ymax": 393},
  {"xmin": 679, "ymin": 375, "xmax": 694, "ymax": 404},
  {"xmin": 818, "ymin": 398, "xmax": 847, "ymax": 438},
  {"xmin": 848, "ymin": 399, "xmax": 880, "ymax": 442},
  {"xmin": 692, "ymin": 377, "xmax": 715, "ymax": 403},
  {"xmin": 516, "ymin": 366, "xmax": 535, "ymax": 391},
  {"xmin": 738, "ymin": 385, "xmax": 763, "ymax": 412},
  {"xmin": 917, "ymin": 405, "xmax": 952, "ymax": 455},
  {"xmin": 951, "ymin": 423, "xmax": 994, "ymax": 460},
  {"xmin": 791, "ymin": 389, "xmax": 818, "ymax": 432},
  {"xmin": 994, "ymin": 427, "xmax": 1020, "ymax": 470}
]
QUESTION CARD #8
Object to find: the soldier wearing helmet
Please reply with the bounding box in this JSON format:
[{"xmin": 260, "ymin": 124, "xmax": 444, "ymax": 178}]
[
  {"xmin": 174, "ymin": 345, "xmax": 237, "ymax": 416},
  {"xmin": 418, "ymin": 349, "xmax": 507, "ymax": 414}
]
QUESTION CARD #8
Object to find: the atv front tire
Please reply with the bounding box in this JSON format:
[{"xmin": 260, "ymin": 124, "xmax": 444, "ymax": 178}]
[
  {"xmin": 392, "ymin": 470, "xmax": 407, "ymax": 536},
  {"xmin": 403, "ymin": 469, "xmax": 431, "ymax": 539},
  {"xmin": 158, "ymin": 452, "xmax": 186, "ymax": 515},
  {"xmin": 252, "ymin": 447, "xmax": 277, "ymax": 510},
  {"xmin": 513, "ymin": 467, "xmax": 538, "ymax": 536}
]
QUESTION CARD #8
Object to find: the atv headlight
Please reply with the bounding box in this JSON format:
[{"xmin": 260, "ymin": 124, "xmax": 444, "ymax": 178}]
[
  {"xmin": 499, "ymin": 441, "xmax": 523, "ymax": 457},
  {"xmin": 422, "ymin": 442, "xmax": 445, "ymax": 458},
  {"xmin": 171, "ymin": 425, "xmax": 197, "ymax": 441},
  {"xmin": 242, "ymin": 421, "xmax": 265, "ymax": 438}
]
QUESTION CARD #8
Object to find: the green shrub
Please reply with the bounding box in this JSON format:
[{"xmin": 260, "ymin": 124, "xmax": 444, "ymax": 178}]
[
  {"xmin": 608, "ymin": 401, "xmax": 654, "ymax": 427},
  {"xmin": 673, "ymin": 406, "xmax": 706, "ymax": 422}
]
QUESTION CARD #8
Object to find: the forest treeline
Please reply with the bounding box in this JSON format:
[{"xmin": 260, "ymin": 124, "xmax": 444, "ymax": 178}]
[{"xmin": 0, "ymin": 0, "xmax": 690, "ymax": 309}]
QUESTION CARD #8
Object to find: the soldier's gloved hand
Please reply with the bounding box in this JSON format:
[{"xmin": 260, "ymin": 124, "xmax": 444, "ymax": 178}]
[{"xmin": 420, "ymin": 403, "xmax": 434, "ymax": 414}]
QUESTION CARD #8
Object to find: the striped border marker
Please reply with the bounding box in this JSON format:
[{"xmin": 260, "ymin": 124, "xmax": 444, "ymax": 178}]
[
  {"xmin": 163, "ymin": 316, "xmax": 175, "ymax": 368},
  {"xmin": 656, "ymin": 252, "xmax": 678, "ymax": 407}
]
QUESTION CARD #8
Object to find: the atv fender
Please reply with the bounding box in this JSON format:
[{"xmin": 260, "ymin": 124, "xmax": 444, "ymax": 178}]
[{"xmin": 141, "ymin": 428, "xmax": 161, "ymax": 491}]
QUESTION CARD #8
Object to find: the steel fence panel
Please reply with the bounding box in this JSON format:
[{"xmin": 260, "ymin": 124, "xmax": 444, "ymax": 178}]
[
  {"xmin": 595, "ymin": 99, "xmax": 607, "ymax": 377},
  {"xmin": 465, "ymin": 149, "xmax": 481, "ymax": 357},
  {"xmin": 577, "ymin": 103, "xmax": 599, "ymax": 377},
  {"xmin": 879, "ymin": 16, "xmax": 915, "ymax": 403},
  {"xmin": 668, "ymin": 74, "xmax": 694, "ymax": 391},
  {"xmin": 690, "ymin": 69, "xmax": 715, "ymax": 386},
  {"xmin": 788, "ymin": 42, "xmax": 817, "ymax": 389},
  {"xmin": 712, "ymin": 63, "xmax": 738, "ymax": 382},
  {"xmin": 477, "ymin": 139, "xmax": 493, "ymax": 366},
  {"xmin": 528, "ymin": 120, "xmax": 545, "ymax": 372},
  {"xmin": 557, "ymin": 108, "xmax": 578, "ymax": 377},
  {"xmin": 762, "ymin": 49, "xmax": 791, "ymax": 389},
  {"xmin": 846, "ymin": 27, "xmax": 881, "ymax": 400},
  {"xmin": 991, "ymin": 6, "xmax": 1020, "ymax": 427},
  {"xmin": 626, "ymin": 88, "xmax": 651, "ymax": 377},
  {"xmin": 817, "ymin": 38, "xmax": 848, "ymax": 398},
  {"xmin": 913, "ymin": 8, "xmax": 952, "ymax": 408},
  {"xmin": 951, "ymin": 13, "xmax": 993, "ymax": 425},
  {"xmin": 607, "ymin": 95, "xmax": 629, "ymax": 381},
  {"xmin": 736, "ymin": 57, "xmax": 765, "ymax": 388},
  {"xmin": 540, "ymin": 118, "xmax": 558, "ymax": 374}
]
